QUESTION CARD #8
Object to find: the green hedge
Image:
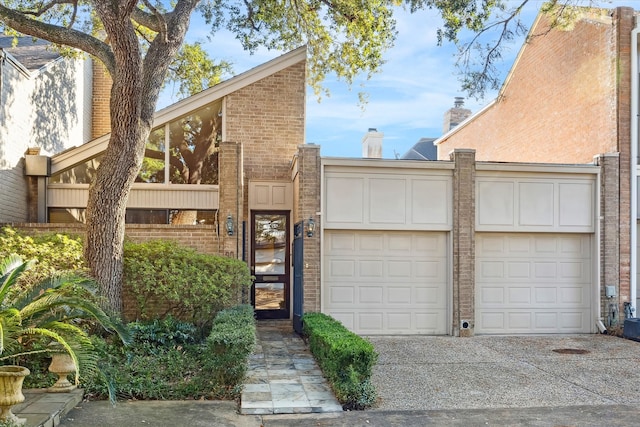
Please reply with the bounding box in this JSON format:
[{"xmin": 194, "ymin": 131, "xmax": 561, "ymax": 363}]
[
  {"xmin": 123, "ymin": 240, "xmax": 253, "ymax": 330},
  {"xmin": 302, "ymin": 312, "xmax": 378, "ymax": 409},
  {"xmin": 203, "ymin": 304, "xmax": 256, "ymax": 397}
]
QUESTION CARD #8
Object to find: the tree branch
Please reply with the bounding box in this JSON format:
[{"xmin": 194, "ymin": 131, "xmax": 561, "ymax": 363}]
[
  {"xmin": 0, "ymin": 3, "xmax": 115, "ymax": 73},
  {"xmin": 138, "ymin": 0, "xmax": 168, "ymax": 37}
]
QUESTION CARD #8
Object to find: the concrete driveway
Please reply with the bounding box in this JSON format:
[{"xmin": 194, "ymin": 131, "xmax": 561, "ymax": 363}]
[{"xmin": 367, "ymin": 334, "xmax": 640, "ymax": 411}]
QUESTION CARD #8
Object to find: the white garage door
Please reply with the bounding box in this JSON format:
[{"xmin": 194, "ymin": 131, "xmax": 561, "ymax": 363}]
[
  {"xmin": 476, "ymin": 233, "xmax": 593, "ymax": 334},
  {"xmin": 323, "ymin": 230, "xmax": 448, "ymax": 335}
]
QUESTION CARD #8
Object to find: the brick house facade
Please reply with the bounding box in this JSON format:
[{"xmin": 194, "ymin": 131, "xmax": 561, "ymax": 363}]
[
  {"xmin": 436, "ymin": 6, "xmax": 637, "ymax": 321},
  {"xmin": 9, "ymin": 47, "xmax": 312, "ymax": 321}
]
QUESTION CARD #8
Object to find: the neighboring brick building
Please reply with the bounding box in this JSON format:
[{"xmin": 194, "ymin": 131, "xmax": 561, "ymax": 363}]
[{"xmin": 436, "ymin": 6, "xmax": 638, "ymax": 319}]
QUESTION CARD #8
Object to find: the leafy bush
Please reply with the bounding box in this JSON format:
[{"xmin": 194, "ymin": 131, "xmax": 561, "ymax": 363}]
[
  {"xmin": 83, "ymin": 306, "xmax": 256, "ymax": 401},
  {"xmin": 0, "ymin": 226, "xmax": 85, "ymax": 287},
  {"xmin": 302, "ymin": 312, "xmax": 378, "ymax": 410},
  {"xmin": 201, "ymin": 304, "xmax": 255, "ymax": 397},
  {"xmin": 128, "ymin": 316, "xmax": 199, "ymax": 347},
  {"xmin": 123, "ymin": 240, "xmax": 252, "ymax": 330}
]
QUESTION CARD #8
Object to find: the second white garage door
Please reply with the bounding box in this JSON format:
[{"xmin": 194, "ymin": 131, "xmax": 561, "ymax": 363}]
[
  {"xmin": 476, "ymin": 233, "xmax": 593, "ymax": 334},
  {"xmin": 323, "ymin": 230, "xmax": 448, "ymax": 335}
]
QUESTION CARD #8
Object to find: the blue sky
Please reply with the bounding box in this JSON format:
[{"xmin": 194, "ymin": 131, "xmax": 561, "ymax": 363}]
[{"xmin": 160, "ymin": 1, "xmax": 623, "ymax": 159}]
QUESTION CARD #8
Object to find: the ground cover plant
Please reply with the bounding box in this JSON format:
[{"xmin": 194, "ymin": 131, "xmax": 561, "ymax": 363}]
[{"xmin": 83, "ymin": 305, "xmax": 256, "ymax": 401}]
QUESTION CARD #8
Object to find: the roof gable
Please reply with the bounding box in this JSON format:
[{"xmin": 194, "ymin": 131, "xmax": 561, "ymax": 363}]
[
  {"xmin": 51, "ymin": 46, "xmax": 307, "ymax": 174},
  {"xmin": 0, "ymin": 37, "xmax": 62, "ymax": 73}
]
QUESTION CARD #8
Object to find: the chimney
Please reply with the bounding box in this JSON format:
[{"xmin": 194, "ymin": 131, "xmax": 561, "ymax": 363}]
[
  {"xmin": 91, "ymin": 60, "xmax": 112, "ymax": 139},
  {"xmin": 442, "ymin": 97, "xmax": 472, "ymax": 134},
  {"xmin": 362, "ymin": 128, "xmax": 383, "ymax": 159}
]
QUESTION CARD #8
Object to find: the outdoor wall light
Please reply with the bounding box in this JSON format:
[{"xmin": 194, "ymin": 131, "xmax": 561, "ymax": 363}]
[
  {"xmin": 226, "ymin": 214, "xmax": 234, "ymax": 236},
  {"xmin": 305, "ymin": 217, "xmax": 316, "ymax": 237}
]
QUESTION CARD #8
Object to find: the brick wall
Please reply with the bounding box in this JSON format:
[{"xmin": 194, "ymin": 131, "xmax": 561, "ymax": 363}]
[
  {"xmin": 225, "ymin": 60, "xmax": 306, "ymax": 227},
  {"xmin": 296, "ymin": 144, "xmax": 321, "ymax": 313},
  {"xmin": 437, "ymin": 9, "xmax": 618, "ymax": 163},
  {"xmin": 91, "ymin": 60, "xmax": 112, "ymax": 139},
  {"xmin": 450, "ymin": 149, "xmax": 476, "ymax": 337},
  {"xmin": 596, "ymin": 153, "xmax": 621, "ymax": 326},
  {"xmin": 613, "ymin": 7, "xmax": 633, "ymax": 310},
  {"xmin": 218, "ymin": 141, "xmax": 243, "ymax": 259}
]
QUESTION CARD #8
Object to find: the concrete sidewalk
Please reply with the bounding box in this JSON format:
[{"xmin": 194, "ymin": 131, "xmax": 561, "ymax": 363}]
[{"xmin": 58, "ymin": 400, "xmax": 640, "ymax": 426}]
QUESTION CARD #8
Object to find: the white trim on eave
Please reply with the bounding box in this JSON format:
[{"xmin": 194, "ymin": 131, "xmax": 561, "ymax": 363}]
[
  {"xmin": 1, "ymin": 50, "xmax": 31, "ymax": 78},
  {"xmin": 50, "ymin": 46, "xmax": 307, "ymax": 175},
  {"xmin": 153, "ymin": 45, "xmax": 307, "ymax": 124},
  {"xmin": 433, "ymin": 99, "xmax": 496, "ymax": 145}
]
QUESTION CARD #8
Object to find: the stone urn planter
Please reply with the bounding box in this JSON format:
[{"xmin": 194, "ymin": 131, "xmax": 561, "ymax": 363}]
[
  {"xmin": 47, "ymin": 353, "xmax": 77, "ymax": 392},
  {"xmin": 0, "ymin": 365, "xmax": 30, "ymax": 426}
]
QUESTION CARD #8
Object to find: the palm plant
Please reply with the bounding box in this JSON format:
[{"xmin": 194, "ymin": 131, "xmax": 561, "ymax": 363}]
[{"xmin": 0, "ymin": 254, "xmax": 129, "ymax": 385}]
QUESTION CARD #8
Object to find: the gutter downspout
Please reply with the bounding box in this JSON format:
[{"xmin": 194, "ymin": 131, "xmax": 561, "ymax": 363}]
[{"xmin": 630, "ymin": 19, "xmax": 639, "ymax": 316}]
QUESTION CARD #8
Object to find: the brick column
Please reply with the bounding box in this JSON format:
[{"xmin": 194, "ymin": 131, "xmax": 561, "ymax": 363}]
[
  {"xmin": 218, "ymin": 141, "xmax": 243, "ymax": 259},
  {"xmin": 595, "ymin": 153, "xmax": 621, "ymax": 326},
  {"xmin": 614, "ymin": 7, "xmax": 634, "ymax": 309},
  {"xmin": 91, "ymin": 61, "xmax": 112, "ymax": 139},
  {"xmin": 450, "ymin": 149, "xmax": 476, "ymax": 337},
  {"xmin": 297, "ymin": 144, "xmax": 321, "ymax": 313}
]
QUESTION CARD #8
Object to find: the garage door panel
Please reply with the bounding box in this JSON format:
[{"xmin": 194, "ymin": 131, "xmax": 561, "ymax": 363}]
[
  {"xmin": 359, "ymin": 260, "xmax": 383, "ymax": 277},
  {"xmin": 329, "ymin": 286, "xmax": 354, "ymax": 304},
  {"xmin": 328, "ymin": 259, "xmax": 355, "ymax": 277},
  {"xmin": 476, "ymin": 233, "xmax": 592, "ymax": 334},
  {"xmin": 388, "ymin": 260, "xmax": 411, "ymax": 276},
  {"xmin": 508, "ymin": 288, "xmax": 531, "ymax": 304},
  {"xmin": 388, "ymin": 287, "xmax": 411, "ymax": 303},
  {"xmin": 481, "ymin": 287, "xmax": 504, "ymax": 304},
  {"xmin": 324, "ymin": 230, "xmax": 448, "ymax": 335}
]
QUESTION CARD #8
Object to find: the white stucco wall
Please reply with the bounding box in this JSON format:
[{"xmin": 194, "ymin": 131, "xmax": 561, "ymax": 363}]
[{"xmin": 0, "ymin": 53, "xmax": 92, "ymax": 222}]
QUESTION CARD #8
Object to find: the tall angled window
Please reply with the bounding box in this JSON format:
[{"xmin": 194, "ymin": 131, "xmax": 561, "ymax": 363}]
[
  {"xmin": 138, "ymin": 127, "xmax": 166, "ymax": 183},
  {"xmin": 168, "ymin": 101, "xmax": 221, "ymax": 185}
]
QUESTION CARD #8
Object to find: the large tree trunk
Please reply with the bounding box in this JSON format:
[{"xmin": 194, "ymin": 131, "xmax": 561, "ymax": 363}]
[
  {"xmin": 84, "ymin": 0, "xmax": 197, "ymax": 314},
  {"xmin": 84, "ymin": 8, "xmax": 148, "ymax": 313}
]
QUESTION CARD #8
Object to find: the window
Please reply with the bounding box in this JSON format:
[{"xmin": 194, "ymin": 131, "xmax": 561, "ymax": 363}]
[
  {"xmin": 137, "ymin": 128, "xmax": 166, "ymax": 183},
  {"xmin": 50, "ymin": 156, "xmax": 102, "ymax": 184},
  {"xmin": 49, "ymin": 209, "xmax": 216, "ymax": 225}
]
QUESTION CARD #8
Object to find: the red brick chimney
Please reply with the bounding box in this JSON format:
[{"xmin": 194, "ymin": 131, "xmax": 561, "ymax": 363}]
[{"xmin": 442, "ymin": 97, "xmax": 472, "ymax": 134}]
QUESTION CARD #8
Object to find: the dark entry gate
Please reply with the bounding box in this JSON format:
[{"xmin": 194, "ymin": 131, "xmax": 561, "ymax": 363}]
[{"xmin": 292, "ymin": 221, "xmax": 304, "ymax": 334}]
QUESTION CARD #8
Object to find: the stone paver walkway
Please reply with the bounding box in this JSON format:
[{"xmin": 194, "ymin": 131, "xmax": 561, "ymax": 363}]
[{"xmin": 240, "ymin": 320, "xmax": 343, "ymax": 415}]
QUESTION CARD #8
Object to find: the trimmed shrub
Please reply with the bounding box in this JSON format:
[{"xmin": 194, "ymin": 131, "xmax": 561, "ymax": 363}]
[
  {"xmin": 302, "ymin": 312, "xmax": 378, "ymax": 410},
  {"xmin": 201, "ymin": 304, "xmax": 256, "ymax": 398},
  {"xmin": 123, "ymin": 240, "xmax": 253, "ymax": 329}
]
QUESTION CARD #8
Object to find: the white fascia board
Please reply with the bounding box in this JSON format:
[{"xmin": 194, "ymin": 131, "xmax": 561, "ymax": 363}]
[
  {"xmin": 50, "ymin": 134, "xmax": 109, "ymax": 174},
  {"xmin": 321, "ymin": 157, "xmax": 455, "ymax": 170},
  {"xmin": 433, "ymin": 99, "xmax": 496, "ymax": 146},
  {"xmin": 152, "ymin": 46, "xmax": 307, "ymax": 125},
  {"xmin": 1, "ymin": 50, "xmax": 31, "ymax": 78}
]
